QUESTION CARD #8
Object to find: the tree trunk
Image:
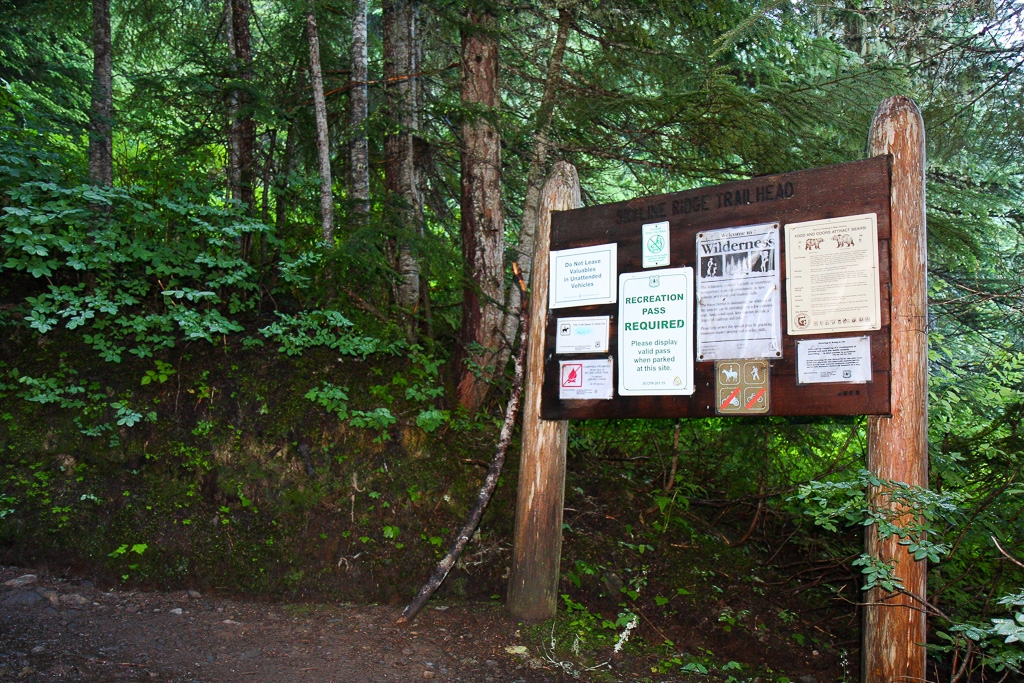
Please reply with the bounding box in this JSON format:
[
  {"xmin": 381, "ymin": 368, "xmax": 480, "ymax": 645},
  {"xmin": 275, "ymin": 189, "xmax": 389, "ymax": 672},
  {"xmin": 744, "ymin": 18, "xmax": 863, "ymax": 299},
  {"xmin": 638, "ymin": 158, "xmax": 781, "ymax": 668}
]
[
  {"xmin": 89, "ymin": 0, "xmax": 113, "ymax": 187},
  {"xmin": 224, "ymin": 0, "xmax": 239, "ymax": 204},
  {"xmin": 348, "ymin": 0, "xmax": 370, "ymax": 218},
  {"xmin": 454, "ymin": 9, "xmax": 504, "ymax": 413},
  {"xmin": 260, "ymin": 128, "xmax": 276, "ymax": 226},
  {"xmin": 232, "ymin": 0, "xmax": 255, "ymax": 216},
  {"xmin": 275, "ymin": 121, "xmax": 296, "ymax": 231},
  {"xmin": 307, "ymin": 3, "xmax": 334, "ymax": 244},
  {"xmin": 500, "ymin": 7, "xmax": 573, "ymax": 349},
  {"xmin": 255, "ymin": 127, "xmax": 276, "ymax": 262},
  {"xmin": 224, "ymin": 0, "xmax": 255, "ymax": 223},
  {"xmin": 412, "ymin": 8, "xmax": 431, "ymax": 339},
  {"xmin": 383, "ymin": 0, "xmax": 422, "ymax": 331}
]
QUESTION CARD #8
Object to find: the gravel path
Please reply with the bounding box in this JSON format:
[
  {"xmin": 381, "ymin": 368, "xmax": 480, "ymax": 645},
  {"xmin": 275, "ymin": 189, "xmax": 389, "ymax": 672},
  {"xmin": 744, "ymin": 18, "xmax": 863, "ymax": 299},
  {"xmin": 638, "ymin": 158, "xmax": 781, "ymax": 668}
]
[{"xmin": 0, "ymin": 567, "xmax": 572, "ymax": 682}]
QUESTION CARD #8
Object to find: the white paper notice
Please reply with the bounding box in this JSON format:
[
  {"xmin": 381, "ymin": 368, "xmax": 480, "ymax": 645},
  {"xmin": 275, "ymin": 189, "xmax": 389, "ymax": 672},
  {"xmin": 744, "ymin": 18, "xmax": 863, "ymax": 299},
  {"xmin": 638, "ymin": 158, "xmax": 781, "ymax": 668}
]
[
  {"xmin": 642, "ymin": 221, "xmax": 670, "ymax": 268},
  {"xmin": 558, "ymin": 358, "xmax": 614, "ymax": 400},
  {"xmin": 549, "ymin": 244, "xmax": 617, "ymax": 308},
  {"xmin": 785, "ymin": 213, "xmax": 880, "ymax": 335},
  {"xmin": 555, "ymin": 316, "xmax": 610, "ymax": 354},
  {"xmin": 618, "ymin": 268, "xmax": 694, "ymax": 396},
  {"xmin": 797, "ymin": 336, "xmax": 872, "ymax": 384},
  {"xmin": 695, "ymin": 223, "xmax": 781, "ymax": 360}
]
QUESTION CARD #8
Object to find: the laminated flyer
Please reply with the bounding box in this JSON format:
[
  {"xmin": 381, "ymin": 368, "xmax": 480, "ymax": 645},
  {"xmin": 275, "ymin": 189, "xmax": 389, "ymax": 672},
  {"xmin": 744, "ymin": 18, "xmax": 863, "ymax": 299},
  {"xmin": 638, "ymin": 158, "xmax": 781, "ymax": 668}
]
[
  {"xmin": 695, "ymin": 223, "xmax": 782, "ymax": 360},
  {"xmin": 558, "ymin": 358, "xmax": 614, "ymax": 400},
  {"xmin": 797, "ymin": 336, "xmax": 873, "ymax": 384},
  {"xmin": 785, "ymin": 213, "xmax": 880, "ymax": 335}
]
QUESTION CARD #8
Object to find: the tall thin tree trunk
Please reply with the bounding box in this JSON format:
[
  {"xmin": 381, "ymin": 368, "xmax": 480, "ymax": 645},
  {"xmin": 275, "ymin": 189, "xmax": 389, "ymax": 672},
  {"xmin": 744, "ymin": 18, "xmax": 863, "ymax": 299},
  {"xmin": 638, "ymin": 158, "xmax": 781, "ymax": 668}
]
[
  {"xmin": 232, "ymin": 0, "xmax": 255, "ymax": 217},
  {"xmin": 272, "ymin": 63, "xmax": 299, "ymax": 232},
  {"xmin": 348, "ymin": 0, "xmax": 370, "ymax": 218},
  {"xmin": 224, "ymin": 0, "xmax": 240, "ymax": 204},
  {"xmin": 224, "ymin": 0, "xmax": 254, "ymax": 226},
  {"xmin": 252, "ymin": 127, "xmax": 276, "ymax": 263},
  {"xmin": 260, "ymin": 129, "xmax": 276, "ymax": 226},
  {"xmin": 454, "ymin": 9, "xmax": 504, "ymax": 413},
  {"xmin": 275, "ymin": 121, "xmax": 296, "ymax": 230},
  {"xmin": 413, "ymin": 7, "xmax": 432, "ymax": 339},
  {"xmin": 383, "ymin": 0, "xmax": 422, "ymax": 331},
  {"xmin": 89, "ymin": 0, "xmax": 113, "ymax": 187},
  {"xmin": 307, "ymin": 3, "xmax": 334, "ymax": 244},
  {"xmin": 500, "ymin": 7, "xmax": 573, "ymax": 350}
]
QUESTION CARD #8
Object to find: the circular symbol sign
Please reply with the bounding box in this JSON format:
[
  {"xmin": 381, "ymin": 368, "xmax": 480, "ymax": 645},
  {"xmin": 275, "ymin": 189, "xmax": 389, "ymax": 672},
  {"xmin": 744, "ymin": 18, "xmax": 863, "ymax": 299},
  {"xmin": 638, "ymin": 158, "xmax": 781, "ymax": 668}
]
[{"xmin": 647, "ymin": 235, "xmax": 665, "ymax": 253}]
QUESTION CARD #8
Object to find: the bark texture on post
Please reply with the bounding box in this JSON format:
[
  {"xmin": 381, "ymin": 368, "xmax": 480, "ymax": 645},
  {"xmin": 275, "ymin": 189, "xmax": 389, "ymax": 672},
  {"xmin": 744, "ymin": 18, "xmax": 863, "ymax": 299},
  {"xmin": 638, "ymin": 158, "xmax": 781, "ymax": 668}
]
[
  {"xmin": 89, "ymin": 0, "xmax": 113, "ymax": 187},
  {"xmin": 306, "ymin": 4, "xmax": 334, "ymax": 244},
  {"xmin": 864, "ymin": 96, "xmax": 928, "ymax": 683},
  {"xmin": 507, "ymin": 161, "xmax": 579, "ymax": 621},
  {"xmin": 455, "ymin": 9, "xmax": 504, "ymax": 412}
]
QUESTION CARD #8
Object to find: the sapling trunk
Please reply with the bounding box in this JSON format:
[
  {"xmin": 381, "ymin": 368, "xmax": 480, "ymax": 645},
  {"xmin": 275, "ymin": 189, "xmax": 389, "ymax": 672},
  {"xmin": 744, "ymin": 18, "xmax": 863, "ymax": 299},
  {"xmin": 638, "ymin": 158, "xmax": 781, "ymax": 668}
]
[{"xmin": 397, "ymin": 263, "xmax": 529, "ymax": 625}]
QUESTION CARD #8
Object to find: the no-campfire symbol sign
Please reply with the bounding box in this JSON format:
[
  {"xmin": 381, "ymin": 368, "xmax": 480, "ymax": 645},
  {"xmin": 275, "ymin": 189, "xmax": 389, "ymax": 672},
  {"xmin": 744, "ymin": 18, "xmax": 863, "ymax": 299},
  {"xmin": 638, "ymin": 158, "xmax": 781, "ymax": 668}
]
[
  {"xmin": 561, "ymin": 363, "xmax": 583, "ymax": 388},
  {"xmin": 557, "ymin": 359, "xmax": 614, "ymax": 400}
]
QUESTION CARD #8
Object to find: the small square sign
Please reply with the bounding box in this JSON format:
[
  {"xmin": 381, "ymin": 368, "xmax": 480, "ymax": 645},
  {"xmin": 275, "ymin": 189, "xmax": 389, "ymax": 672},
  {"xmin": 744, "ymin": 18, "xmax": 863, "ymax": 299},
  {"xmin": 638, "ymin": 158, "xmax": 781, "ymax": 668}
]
[
  {"xmin": 642, "ymin": 221, "xmax": 670, "ymax": 268},
  {"xmin": 715, "ymin": 359, "xmax": 770, "ymax": 415},
  {"xmin": 558, "ymin": 359, "xmax": 614, "ymax": 400},
  {"xmin": 555, "ymin": 316, "xmax": 610, "ymax": 354}
]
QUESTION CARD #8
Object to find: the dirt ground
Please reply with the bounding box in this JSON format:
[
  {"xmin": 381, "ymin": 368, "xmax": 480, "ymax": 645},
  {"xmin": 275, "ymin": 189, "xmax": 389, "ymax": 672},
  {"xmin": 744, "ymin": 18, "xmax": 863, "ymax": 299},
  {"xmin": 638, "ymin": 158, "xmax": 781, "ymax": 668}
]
[{"xmin": 0, "ymin": 566, "xmax": 575, "ymax": 683}]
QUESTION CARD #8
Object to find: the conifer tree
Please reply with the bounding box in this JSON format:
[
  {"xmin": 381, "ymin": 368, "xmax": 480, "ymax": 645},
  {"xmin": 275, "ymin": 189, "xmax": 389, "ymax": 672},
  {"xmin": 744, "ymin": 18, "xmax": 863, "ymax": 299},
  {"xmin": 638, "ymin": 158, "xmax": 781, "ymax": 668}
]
[
  {"xmin": 382, "ymin": 0, "xmax": 424, "ymax": 334},
  {"xmin": 307, "ymin": 1, "xmax": 334, "ymax": 244},
  {"xmin": 454, "ymin": 7, "xmax": 504, "ymax": 412},
  {"xmin": 89, "ymin": 0, "xmax": 113, "ymax": 186},
  {"xmin": 348, "ymin": 0, "xmax": 370, "ymax": 219}
]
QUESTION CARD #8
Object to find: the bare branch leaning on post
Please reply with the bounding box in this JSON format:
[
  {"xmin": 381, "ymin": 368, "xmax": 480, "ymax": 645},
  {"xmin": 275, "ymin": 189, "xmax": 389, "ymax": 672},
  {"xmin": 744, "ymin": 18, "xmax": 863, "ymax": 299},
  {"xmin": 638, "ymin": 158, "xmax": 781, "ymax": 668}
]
[{"xmin": 397, "ymin": 262, "xmax": 530, "ymax": 625}]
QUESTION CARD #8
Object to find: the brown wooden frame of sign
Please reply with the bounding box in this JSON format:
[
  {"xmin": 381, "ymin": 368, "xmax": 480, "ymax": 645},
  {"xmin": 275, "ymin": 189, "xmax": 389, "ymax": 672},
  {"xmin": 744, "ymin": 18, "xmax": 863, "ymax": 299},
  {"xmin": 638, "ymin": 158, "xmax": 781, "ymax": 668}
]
[
  {"xmin": 512, "ymin": 98, "xmax": 927, "ymax": 683},
  {"xmin": 541, "ymin": 155, "xmax": 892, "ymax": 420}
]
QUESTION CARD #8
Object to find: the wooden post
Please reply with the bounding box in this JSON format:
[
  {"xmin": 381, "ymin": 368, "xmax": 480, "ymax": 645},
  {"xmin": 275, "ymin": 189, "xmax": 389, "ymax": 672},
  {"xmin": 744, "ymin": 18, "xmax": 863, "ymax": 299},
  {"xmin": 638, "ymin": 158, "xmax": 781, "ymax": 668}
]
[
  {"xmin": 508, "ymin": 162, "xmax": 580, "ymax": 620},
  {"xmin": 864, "ymin": 96, "xmax": 928, "ymax": 682}
]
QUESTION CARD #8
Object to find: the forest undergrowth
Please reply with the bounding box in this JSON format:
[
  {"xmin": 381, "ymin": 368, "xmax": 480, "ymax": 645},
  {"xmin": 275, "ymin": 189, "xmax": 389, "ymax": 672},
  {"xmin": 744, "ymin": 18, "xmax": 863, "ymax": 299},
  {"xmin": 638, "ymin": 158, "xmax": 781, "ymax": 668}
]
[
  {"xmin": 0, "ymin": 324, "xmax": 1020, "ymax": 680},
  {"xmin": 0, "ymin": 329, "xmax": 862, "ymax": 681}
]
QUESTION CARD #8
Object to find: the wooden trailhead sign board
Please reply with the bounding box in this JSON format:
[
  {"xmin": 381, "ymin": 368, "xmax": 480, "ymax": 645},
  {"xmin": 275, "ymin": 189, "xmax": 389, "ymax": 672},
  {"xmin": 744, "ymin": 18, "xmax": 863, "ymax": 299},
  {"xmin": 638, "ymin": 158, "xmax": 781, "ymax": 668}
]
[{"xmin": 540, "ymin": 155, "xmax": 892, "ymax": 420}]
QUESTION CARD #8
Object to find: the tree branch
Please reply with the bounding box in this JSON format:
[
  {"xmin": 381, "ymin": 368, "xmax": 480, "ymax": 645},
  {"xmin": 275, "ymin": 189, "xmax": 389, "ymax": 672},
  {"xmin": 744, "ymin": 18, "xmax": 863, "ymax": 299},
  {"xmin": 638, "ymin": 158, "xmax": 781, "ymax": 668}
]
[{"xmin": 397, "ymin": 262, "xmax": 530, "ymax": 624}]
